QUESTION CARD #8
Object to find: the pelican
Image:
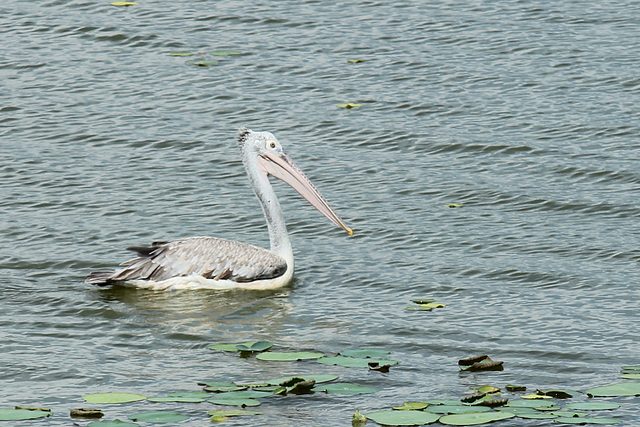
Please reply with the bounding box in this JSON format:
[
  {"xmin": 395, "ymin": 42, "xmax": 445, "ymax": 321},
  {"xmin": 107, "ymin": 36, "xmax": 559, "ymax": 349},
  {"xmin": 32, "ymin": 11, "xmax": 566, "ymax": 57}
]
[{"xmin": 86, "ymin": 128, "xmax": 353, "ymax": 290}]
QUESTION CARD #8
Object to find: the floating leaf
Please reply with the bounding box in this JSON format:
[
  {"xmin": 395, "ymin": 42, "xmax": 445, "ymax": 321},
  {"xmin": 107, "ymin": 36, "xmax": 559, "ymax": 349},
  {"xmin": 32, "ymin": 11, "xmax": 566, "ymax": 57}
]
[
  {"xmin": 476, "ymin": 386, "xmax": 501, "ymax": 394},
  {"xmin": 209, "ymin": 398, "xmax": 260, "ymax": 407},
  {"xmin": 554, "ymin": 417, "xmax": 621, "ymax": 425},
  {"xmin": 586, "ymin": 382, "xmax": 640, "ymax": 397},
  {"xmin": 537, "ymin": 389, "xmax": 575, "ymax": 399},
  {"xmin": 340, "ymin": 349, "xmax": 391, "ymax": 358},
  {"xmin": 263, "ymin": 374, "xmax": 338, "ymax": 385},
  {"xmin": 313, "ymin": 382, "xmax": 378, "ymax": 395},
  {"xmin": 317, "ymin": 355, "xmax": 398, "ymax": 368},
  {"xmin": 423, "ymin": 399, "xmax": 463, "ymax": 406},
  {"xmin": 337, "ymin": 103, "xmax": 362, "ymax": 109},
  {"xmin": 210, "ymin": 50, "xmax": 243, "ymax": 56},
  {"xmin": 506, "ymin": 384, "xmax": 526, "ymax": 392},
  {"xmin": 128, "ymin": 411, "xmax": 188, "ymax": 423},
  {"xmin": 352, "ymin": 409, "xmax": 367, "ymax": 427},
  {"xmin": 208, "ymin": 409, "xmax": 262, "ymax": 417},
  {"xmin": 366, "ymin": 410, "xmax": 440, "ymax": 426},
  {"xmin": 348, "ymin": 59, "xmax": 365, "ymax": 63},
  {"xmin": 256, "ymin": 351, "xmax": 323, "ymax": 361},
  {"xmin": 392, "ymin": 402, "xmax": 429, "ymax": 411},
  {"xmin": 70, "ymin": 408, "xmax": 104, "ymax": 418},
  {"xmin": 517, "ymin": 412, "xmax": 558, "ymax": 419},
  {"xmin": 411, "ymin": 298, "xmax": 435, "ymax": 304},
  {"xmin": 235, "ymin": 341, "xmax": 273, "ymax": 353},
  {"xmin": 439, "ymin": 411, "xmax": 515, "ymax": 425},
  {"xmin": 622, "ymin": 365, "xmax": 640, "ymax": 371},
  {"xmin": 212, "ymin": 390, "xmax": 271, "ymax": 399},
  {"xmin": 507, "ymin": 399, "xmax": 555, "ymax": 408},
  {"xmin": 169, "ymin": 52, "xmax": 195, "ymax": 57},
  {"xmin": 406, "ymin": 305, "xmax": 433, "ymax": 311},
  {"xmin": 89, "ymin": 420, "xmax": 139, "ymax": 427},
  {"xmin": 185, "ymin": 59, "xmax": 217, "ymax": 67},
  {"xmin": 200, "ymin": 381, "xmax": 245, "ymax": 392},
  {"xmin": 565, "ymin": 402, "xmax": 620, "ymax": 411},
  {"xmin": 0, "ymin": 408, "xmax": 51, "ymax": 421},
  {"xmin": 83, "ymin": 393, "xmax": 146, "ymax": 404},
  {"xmin": 521, "ymin": 393, "xmax": 552, "ymax": 400},
  {"xmin": 110, "ymin": 1, "xmax": 137, "ymax": 5},
  {"xmin": 445, "ymin": 203, "xmax": 464, "ymax": 208},
  {"xmin": 426, "ymin": 405, "xmax": 490, "ymax": 414},
  {"xmin": 458, "ymin": 355, "xmax": 503, "ymax": 372}
]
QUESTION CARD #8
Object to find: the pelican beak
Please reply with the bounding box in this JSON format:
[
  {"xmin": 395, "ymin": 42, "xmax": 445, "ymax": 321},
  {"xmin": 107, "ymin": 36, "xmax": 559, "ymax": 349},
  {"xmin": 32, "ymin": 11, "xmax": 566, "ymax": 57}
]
[{"xmin": 259, "ymin": 150, "xmax": 353, "ymax": 236}]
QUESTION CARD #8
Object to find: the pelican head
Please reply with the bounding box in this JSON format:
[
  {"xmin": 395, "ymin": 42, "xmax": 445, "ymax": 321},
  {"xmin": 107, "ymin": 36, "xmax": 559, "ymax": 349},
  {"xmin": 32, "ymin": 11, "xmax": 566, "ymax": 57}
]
[{"xmin": 237, "ymin": 128, "xmax": 353, "ymax": 236}]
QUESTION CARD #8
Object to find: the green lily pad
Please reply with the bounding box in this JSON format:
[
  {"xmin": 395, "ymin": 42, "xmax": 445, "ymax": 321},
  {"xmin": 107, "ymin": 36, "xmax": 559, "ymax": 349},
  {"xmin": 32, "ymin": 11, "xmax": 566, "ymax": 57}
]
[
  {"xmin": 209, "ymin": 398, "xmax": 260, "ymax": 407},
  {"xmin": 200, "ymin": 381, "xmax": 246, "ymax": 392},
  {"xmin": 235, "ymin": 341, "xmax": 273, "ymax": 352},
  {"xmin": 89, "ymin": 420, "xmax": 139, "ymax": 427},
  {"xmin": 549, "ymin": 411, "xmax": 589, "ymax": 417},
  {"xmin": 554, "ymin": 417, "xmax": 621, "ymax": 424},
  {"xmin": 256, "ymin": 351, "xmax": 323, "ymax": 361},
  {"xmin": 147, "ymin": 391, "xmax": 208, "ymax": 403},
  {"xmin": 0, "ymin": 408, "xmax": 51, "ymax": 421},
  {"xmin": 367, "ymin": 410, "xmax": 439, "ymax": 426},
  {"xmin": 210, "ymin": 50, "xmax": 243, "ymax": 56},
  {"xmin": 169, "ymin": 52, "xmax": 195, "ymax": 57},
  {"xmin": 445, "ymin": 203, "xmax": 464, "ymax": 208},
  {"xmin": 507, "ymin": 399, "xmax": 555, "ymax": 408},
  {"xmin": 83, "ymin": 393, "xmax": 146, "ymax": 404},
  {"xmin": 337, "ymin": 103, "xmax": 362, "ymax": 109},
  {"xmin": 212, "ymin": 390, "xmax": 271, "ymax": 399},
  {"xmin": 439, "ymin": 411, "xmax": 515, "ymax": 425},
  {"xmin": 317, "ymin": 355, "xmax": 398, "ymax": 368},
  {"xmin": 586, "ymin": 382, "xmax": 640, "ymax": 397},
  {"xmin": 506, "ymin": 384, "xmax": 527, "ymax": 392},
  {"xmin": 521, "ymin": 393, "xmax": 552, "ymax": 400},
  {"xmin": 348, "ymin": 59, "xmax": 365, "ymax": 63},
  {"xmin": 340, "ymin": 349, "xmax": 391, "ymax": 358},
  {"xmin": 517, "ymin": 412, "xmax": 558, "ymax": 419},
  {"xmin": 312, "ymin": 382, "xmax": 378, "ymax": 395},
  {"xmin": 565, "ymin": 402, "xmax": 620, "ymax": 411},
  {"xmin": 426, "ymin": 405, "xmax": 490, "ymax": 414},
  {"xmin": 208, "ymin": 409, "xmax": 262, "ymax": 417},
  {"xmin": 411, "ymin": 298, "xmax": 435, "ymax": 304},
  {"xmin": 264, "ymin": 374, "xmax": 338, "ymax": 385},
  {"xmin": 423, "ymin": 399, "xmax": 463, "ymax": 406},
  {"xmin": 128, "ymin": 411, "xmax": 188, "ymax": 423},
  {"xmin": 495, "ymin": 407, "xmax": 539, "ymax": 415},
  {"xmin": 392, "ymin": 402, "xmax": 429, "ymax": 411},
  {"xmin": 110, "ymin": 1, "xmax": 137, "ymax": 6},
  {"xmin": 406, "ymin": 306, "xmax": 433, "ymax": 311}
]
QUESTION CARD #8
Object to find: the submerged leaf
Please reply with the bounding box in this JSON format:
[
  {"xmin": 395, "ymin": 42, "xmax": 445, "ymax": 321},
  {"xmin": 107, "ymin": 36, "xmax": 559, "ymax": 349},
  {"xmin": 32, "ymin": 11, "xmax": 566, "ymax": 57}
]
[
  {"xmin": 210, "ymin": 50, "xmax": 243, "ymax": 56},
  {"xmin": 367, "ymin": 410, "xmax": 439, "ymax": 426}
]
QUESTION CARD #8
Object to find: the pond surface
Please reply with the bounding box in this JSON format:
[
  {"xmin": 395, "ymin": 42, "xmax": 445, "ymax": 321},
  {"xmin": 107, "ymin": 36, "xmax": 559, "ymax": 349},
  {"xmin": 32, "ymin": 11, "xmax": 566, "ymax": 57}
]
[{"xmin": 1, "ymin": 0, "xmax": 639, "ymax": 425}]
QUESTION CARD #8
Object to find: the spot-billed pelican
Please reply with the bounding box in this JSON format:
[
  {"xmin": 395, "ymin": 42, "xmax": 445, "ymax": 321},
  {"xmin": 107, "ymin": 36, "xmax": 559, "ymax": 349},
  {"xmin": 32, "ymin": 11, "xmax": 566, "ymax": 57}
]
[{"xmin": 86, "ymin": 128, "xmax": 353, "ymax": 290}]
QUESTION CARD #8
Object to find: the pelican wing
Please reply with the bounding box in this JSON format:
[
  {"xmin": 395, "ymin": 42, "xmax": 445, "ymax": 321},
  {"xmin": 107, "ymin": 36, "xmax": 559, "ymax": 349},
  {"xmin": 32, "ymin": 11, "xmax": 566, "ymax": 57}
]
[{"xmin": 87, "ymin": 237, "xmax": 287, "ymax": 285}]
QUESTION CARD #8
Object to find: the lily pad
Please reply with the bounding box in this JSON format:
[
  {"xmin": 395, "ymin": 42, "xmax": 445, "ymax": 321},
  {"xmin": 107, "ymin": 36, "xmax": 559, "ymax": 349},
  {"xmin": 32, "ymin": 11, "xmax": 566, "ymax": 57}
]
[
  {"xmin": 521, "ymin": 393, "xmax": 552, "ymax": 399},
  {"xmin": 554, "ymin": 417, "xmax": 621, "ymax": 424},
  {"xmin": 506, "ymin": 384, "xmax": 527, "ymax": 392},
  {"xmin": 411, "ymin": 298, "xmax": 435, "ymax": 304},
  {"xmin": 620, "ymin": 373, "xmax": 640, "ymax": 379},
  {"xmin": 89, "ymin": 420, "xmax": 139, "ymax": 427},
  {"xmin": 392, "ymin": 402, "xmax": 429, "ymax": 411},
  {"xmin": 445, "ymin": 203, "xmax": 464, "ymax": 208},
  {"xmin": 169, "ymin": 52, "xmax": 195, "ymax": 57},
  {"xmin": 317, "ymin": 355, "xmax": 398, "ymax": 368},
  {"xmin": 313, "ymin": 382, "xmax": 378, "ymax": 395},
  {"xmin": 209, "ymin": 398, "xmax": 261, "ymax": 407},
  {"xmin": 366, "ymin": 410, "xmax": 439, "ymax": 426},
  {"xmin": 340, "ymin": 349, "xmax": 391, "ymax": 358},
  {"xmin": 0, "ymin": 408, "xmax": 51, "ymax": 421},
  {"xmin": 210, "ymin": 50, "xmax": 243, "ymax": 56},
  {"xmin": 212, "ymin": 390, "xmax": 271, "ymax": 399},
  {"xmin": 517, "ymin": 412, "xmax": 557, "ymax": 419},
  {"xmin": 458, "ymin": 355, "xmax": 504, "ymax": 372},
  {"xmin": 235, "ymin": 341, "xmax": 273, "ymax": 352},
  {"xmin": 200, "ymin": 381, "xmax": 246, "ymax": 392},
  {"xmin": 256, "ymin": 351, "xmax": 324, "ymax": 361},
  {"xmin": 348, "ymin": 59, "xmax": 365, "ymax": 63},
  {"xmin": 208, "ymin": 409, "xmax": 262, "ymax": 417},
  {"xmin": 586, "ymin": 382, "xmax": 640, "ymax": 397},
  {"xmin": 565, "ymin": 402, "xmax": 620, "ymax": 411},
  {"xmin": 439, "ymin": 411, "xmax": 515, "ymax": 425},
  {"xmin": 264, "ymin": 374, "xmax": 338, "ymax": 385},
  {"xmin": 110, "ymin": 1, "xmax": 137, "ymax": 5},
  {"xmin": 185, "ymin": 59, "xmax": 217, "ymax": 67},
  {"xmin": 338, "ymin": 103, "xmax": 362, "ymax": 109},
  {"xmin": 426, "ymin": 405, "xmax": 490, "ymax": 414},
  {"xmin": 128, "ymin": 411, "xmax": 188, "ymax": 423},
  {"xmin": 83, "ymin": 393, "xmax": 146, "ymax": 404},
  {"xmin": 507, "ymin": 399, "xmax": 555, "ymax": 408}
]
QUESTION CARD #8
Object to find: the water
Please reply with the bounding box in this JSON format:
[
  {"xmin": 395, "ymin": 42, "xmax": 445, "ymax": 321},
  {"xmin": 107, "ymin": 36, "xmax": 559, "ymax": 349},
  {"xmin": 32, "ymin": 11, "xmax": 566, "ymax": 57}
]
[{"xmin": 1, "ymin": 0, "xmax": 639, "ymax": 425}]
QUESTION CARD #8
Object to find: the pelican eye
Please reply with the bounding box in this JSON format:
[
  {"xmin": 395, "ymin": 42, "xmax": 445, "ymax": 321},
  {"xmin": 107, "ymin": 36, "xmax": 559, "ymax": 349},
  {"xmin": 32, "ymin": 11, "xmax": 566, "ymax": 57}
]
[{"xmin": 268, "ymin": 141, "xmax": 277, "ymax": 149}]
